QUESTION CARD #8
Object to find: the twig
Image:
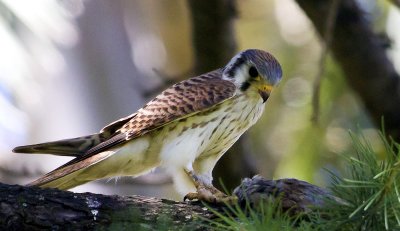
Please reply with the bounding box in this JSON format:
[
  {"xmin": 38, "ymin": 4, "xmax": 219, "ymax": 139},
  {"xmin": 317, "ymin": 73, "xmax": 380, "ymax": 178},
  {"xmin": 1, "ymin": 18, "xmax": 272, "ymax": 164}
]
[{"xmin": 311, "ymin": 0, "xmax": 341, "ymax": 124}]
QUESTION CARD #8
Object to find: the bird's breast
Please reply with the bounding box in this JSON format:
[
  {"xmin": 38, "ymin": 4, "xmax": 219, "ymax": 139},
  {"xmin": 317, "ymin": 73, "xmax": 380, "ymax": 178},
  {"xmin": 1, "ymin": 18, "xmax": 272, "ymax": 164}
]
[
  {"xmin": 197, "ymin": 95, "xmax": 265, "ymax": 157},
  {"xmin": 154, "ymin": 94, "xmax": 265, "ymax": 169}
]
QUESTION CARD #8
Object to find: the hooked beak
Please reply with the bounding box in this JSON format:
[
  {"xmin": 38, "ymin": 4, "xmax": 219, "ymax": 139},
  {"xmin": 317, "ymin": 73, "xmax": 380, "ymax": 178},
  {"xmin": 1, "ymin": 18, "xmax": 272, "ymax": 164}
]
[{"xmin": 258, "ymin": 84, "xmax": 274, "ymax": 103}]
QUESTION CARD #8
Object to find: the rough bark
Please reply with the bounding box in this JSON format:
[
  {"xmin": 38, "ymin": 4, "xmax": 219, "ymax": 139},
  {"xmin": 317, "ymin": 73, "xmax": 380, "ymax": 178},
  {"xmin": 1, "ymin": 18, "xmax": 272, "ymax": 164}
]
[
  {"xmin": 188, "ymin": 0, "xmax": 257, "ymax": 191},
  {"xmin": 0, "ymin": 183, "xmax": 213, "ymax": 231},
  {"xmin": 296, "ymin": 0, "xmax": 400, "ymax": 141},
  {"xmin": 0, "ymin": 176, "xmax": 333, "ymax": 230}
]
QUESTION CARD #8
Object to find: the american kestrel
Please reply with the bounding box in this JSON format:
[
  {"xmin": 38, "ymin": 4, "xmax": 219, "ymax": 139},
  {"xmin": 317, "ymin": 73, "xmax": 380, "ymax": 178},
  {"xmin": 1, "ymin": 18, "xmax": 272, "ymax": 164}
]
[{"xmin": 13, "ymin": 49, "xmax": 282, "ymax": 203}]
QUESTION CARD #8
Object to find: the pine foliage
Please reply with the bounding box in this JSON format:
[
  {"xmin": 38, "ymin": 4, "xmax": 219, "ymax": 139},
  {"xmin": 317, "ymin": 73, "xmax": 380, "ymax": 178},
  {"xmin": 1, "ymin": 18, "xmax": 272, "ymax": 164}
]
[{"xmin": 208, "ymin": 131, "xmax": 400, "ymax": 230}]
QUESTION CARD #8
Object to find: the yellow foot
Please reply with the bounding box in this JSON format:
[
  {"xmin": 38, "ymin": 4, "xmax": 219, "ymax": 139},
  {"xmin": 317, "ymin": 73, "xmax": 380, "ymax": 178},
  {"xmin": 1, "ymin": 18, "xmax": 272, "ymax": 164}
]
[{"xmin": 184, "ymin": 184, "xmax": 238, "ymax": 204}]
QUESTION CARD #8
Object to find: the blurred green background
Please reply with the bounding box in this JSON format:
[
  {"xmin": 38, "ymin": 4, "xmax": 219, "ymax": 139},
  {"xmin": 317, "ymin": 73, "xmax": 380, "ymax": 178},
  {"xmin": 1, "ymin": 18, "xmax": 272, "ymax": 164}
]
[{"xmin": 0, "ymin": 0, "xmax": 399, "ymax": 200}]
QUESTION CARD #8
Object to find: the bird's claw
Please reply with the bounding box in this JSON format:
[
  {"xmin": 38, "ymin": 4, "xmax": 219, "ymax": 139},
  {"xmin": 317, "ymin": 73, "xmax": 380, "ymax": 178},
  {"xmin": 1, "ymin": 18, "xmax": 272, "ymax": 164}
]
[
  {"xmin": 183, "ymin": 192, "xmax": 198, "ymax": 201},
  {"xmin": 184, "ymin": 184, "xmax": 238, "ymax": 204}
]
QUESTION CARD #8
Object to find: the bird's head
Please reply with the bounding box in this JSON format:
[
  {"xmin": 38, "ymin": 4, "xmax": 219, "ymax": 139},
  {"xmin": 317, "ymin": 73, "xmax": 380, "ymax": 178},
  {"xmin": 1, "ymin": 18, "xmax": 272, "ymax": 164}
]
[{"xmin": 222, "ymin": 49, "xmax": 282, "ymax": 103}]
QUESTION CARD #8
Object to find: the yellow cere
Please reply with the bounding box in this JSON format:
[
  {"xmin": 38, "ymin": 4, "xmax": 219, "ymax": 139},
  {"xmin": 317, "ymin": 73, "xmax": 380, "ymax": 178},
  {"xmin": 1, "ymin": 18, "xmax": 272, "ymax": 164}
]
[{"xmin": 261, "ymin": 84, "xmax": 274, "ymax": 92}]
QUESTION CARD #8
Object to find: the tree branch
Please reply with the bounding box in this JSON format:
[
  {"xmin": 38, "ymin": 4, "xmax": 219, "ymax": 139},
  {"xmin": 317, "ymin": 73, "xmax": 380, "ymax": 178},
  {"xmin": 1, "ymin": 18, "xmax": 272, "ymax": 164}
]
[
  {"xmin": 0, "ymin": 176, "xmax": 334, "ymax": 230},
  {"xmin": 0, "ymin": 183, "xmax": 213, "ymax": 230},
  {"xmin": 296, "ymin": 0, "xmax": 400, "ymax": 141}
]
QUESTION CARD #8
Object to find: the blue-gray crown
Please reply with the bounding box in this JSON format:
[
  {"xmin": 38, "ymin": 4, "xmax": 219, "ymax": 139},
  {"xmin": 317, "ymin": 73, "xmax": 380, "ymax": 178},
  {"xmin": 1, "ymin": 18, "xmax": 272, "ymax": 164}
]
[{"xmin": 223, "ymin": 49, "xmax": 282, "ymax": 86}]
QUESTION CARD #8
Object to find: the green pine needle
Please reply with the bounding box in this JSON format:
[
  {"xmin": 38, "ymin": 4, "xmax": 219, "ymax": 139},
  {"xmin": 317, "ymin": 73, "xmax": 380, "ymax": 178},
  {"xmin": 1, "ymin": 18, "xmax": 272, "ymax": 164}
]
[
  {"xmin": 203, "ymin": 199, "xmax": 315, "ymax": 231},
  {"xmin": 205, "ymin": 130, "xmax": 400, "ymax": 231},
  {"xmin": 313, "ymin": 131, "xmax": 400, "ymax": 230}
]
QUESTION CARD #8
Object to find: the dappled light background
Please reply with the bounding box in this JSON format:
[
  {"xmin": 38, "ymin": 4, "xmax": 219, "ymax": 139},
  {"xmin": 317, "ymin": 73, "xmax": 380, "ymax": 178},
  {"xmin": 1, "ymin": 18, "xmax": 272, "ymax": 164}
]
[{"xmin": 0, "ymin": 0, "xmax": 399, "ymax": 200}]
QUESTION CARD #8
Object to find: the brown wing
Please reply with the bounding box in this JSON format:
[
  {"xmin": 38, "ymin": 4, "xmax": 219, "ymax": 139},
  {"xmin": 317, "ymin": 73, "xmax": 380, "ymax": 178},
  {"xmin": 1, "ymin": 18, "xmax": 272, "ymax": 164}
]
[
  {"xmin": 121, "ymin": 69, "xmax": 236, "ymax": 138},
  {"xmin": 86, "ymin": 68, "xmax": 236, "ymax": 155},
  {"xmin": 28, "ymin": 69, "xmax": 236, "ymax": 188}
]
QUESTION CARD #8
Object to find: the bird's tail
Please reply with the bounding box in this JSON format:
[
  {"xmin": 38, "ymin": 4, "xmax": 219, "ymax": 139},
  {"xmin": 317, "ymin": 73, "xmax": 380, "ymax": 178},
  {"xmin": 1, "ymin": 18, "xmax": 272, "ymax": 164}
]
[
  {"xmin": 26, "ymin": 150, "xmax": 116, "ymax": 190},
  {"xmin": 28, "ymin": 170, "xmax": 92, "ymax": 190},
  {"xmin": 13, "ymin": 133, "xmax": 107, "ymax": 157}
]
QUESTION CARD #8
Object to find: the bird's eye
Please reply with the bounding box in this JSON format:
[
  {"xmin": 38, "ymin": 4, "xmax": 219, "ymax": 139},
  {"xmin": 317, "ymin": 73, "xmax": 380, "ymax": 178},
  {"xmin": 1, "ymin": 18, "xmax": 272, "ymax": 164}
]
[{"xmin": 248, "ymin": 66, "xmax": 259, "ymax": 78}]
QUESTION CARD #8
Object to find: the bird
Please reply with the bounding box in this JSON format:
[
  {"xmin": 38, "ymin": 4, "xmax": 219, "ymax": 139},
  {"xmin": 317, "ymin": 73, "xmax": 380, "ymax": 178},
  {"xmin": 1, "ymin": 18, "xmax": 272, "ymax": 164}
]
[{"xmin": 13, "ymin": 49, "xmax": 282, "ymax": 203}]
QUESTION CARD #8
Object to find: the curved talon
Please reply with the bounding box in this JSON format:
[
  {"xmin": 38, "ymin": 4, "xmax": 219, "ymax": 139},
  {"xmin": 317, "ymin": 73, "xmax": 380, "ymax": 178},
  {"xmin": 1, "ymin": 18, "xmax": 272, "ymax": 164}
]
[
  {"xmin": 183, "ymin": 192, "xmax": 199, "ymax": 201},
  {"xmin": 183, "ymin": 169, "xmax": 238, "ymax": 204}
]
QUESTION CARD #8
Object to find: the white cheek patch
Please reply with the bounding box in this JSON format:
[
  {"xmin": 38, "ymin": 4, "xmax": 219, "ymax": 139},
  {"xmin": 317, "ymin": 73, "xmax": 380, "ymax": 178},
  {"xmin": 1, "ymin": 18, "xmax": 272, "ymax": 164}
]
[
  {"xmin": 223, "ymin": 65, "xmax": 249, "ymax": 89},
  {"xmin": 235, "ymin": 66, "xmax": 249, "ymax": 86}
]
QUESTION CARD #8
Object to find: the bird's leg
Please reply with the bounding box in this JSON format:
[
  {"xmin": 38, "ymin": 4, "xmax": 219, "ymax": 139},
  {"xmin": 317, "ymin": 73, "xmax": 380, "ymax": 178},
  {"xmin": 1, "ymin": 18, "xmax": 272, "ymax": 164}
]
[{"xmin": 183, "ymin": 169, "xmax": 237, "ymax": 204}]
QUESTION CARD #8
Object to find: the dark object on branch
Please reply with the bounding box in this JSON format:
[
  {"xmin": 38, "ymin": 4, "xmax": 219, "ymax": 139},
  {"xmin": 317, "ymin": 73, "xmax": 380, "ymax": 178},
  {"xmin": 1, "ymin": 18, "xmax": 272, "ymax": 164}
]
[
  {"xmin": 235, "ymin": 176, "xmax": 340, "ymax": 217},
  {"xmin": 296, "ymin": 0, "xmax": 400, "ymax": 141},
  {"xmin": 0, "ymin": 176, "xmax": 334, "ymax": 230}
]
